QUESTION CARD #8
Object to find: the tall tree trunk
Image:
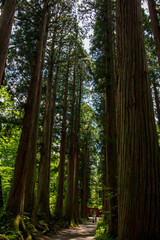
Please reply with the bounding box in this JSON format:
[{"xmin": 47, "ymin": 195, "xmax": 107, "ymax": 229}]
[
  {"xmin": 65, "ymin": 64, "xmax": 76, "ymax": 222},
  {"xmin": 36, "ymin": 31, "xmax": 55, "ymax": 218},
  {"xmin": 24, "ymin": 26, "xmax": 48, "ymax": 217},
  {"xmin": 147, "ymin": 0, "xmax": 160, "ymax": 67},
  {"xmin": 104, "ymin": 0, "xmax": 117, "ymax": 236},
  {"xmin": 6, "ymin": 0, "xmax": 48, "ymax": 219},
  {"xmin": 73, "ymin": 74, "xmax": 82, "ymax": 224},
  {"xmin": 81, "ymin": 143, "xmax": 88, "ymax": 219},
  {"xmin": 55, "ymin": 58, "xmax": 70, "ymax": 219},
  {"xmin": 0, "ymin": 0, "xmax": 17, "ymax": 85},
  {"xmin": 116, "ymin": 0, "xmax": 160, "ymax": 239}
]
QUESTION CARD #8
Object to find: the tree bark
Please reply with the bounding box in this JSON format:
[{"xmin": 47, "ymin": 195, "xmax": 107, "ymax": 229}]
[
  {"xmin": 147, "ymin": 0, "xmax": 160, "ymax": 67},
  {"xmin": 116, "ymin": 0, "xmax": 160, "ymax": 239},
  {"xmin": 104, "ymin": 0, "xmax": 118, "ymax": 236},
  {"xmin": 6, "ymin": 0, "xmax": 48, "ymax": 217},
  {"xmin": 24, "ymin": 26, "xmax": 48, "ymax": 216},
  {"xmin": 73, "ymin": 74, "xmax": 82, "ymax": 224},
  {"xmin": 36, "ymin": 31, "xmax": 55, "ymax": 218},
  {"xmin": 0, "ymin": 0, "xmax": 17, "ymax": 85},
  {"xmin": 55, "ymin": 57, "xmax": 70, "ymax": 219},
  {"xmin": 65, "ymin": 64, "xmax": 76, "ymax": 222},
  {"xmin": 81, "ymin": 143, "xmax": 88, "ymax": 219}
]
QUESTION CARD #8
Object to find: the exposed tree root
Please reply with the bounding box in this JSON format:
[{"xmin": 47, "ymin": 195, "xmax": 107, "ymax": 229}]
[{"xmin": 13, "ymin": 215, "xmax": 32, "ymax": 240}]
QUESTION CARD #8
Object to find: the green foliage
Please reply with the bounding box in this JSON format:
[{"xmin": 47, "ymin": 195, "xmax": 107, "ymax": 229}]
[
  {"xmin": 95, "ymin": 220, "xmax": 117, "ymax": 240},
  {"xmin": 0, "ymin": 211, "xmax": 23, "ymax": 240}
]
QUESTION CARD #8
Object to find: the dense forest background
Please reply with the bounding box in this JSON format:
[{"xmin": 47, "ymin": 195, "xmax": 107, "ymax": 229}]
[{"xmin": 0, "ymin": 0, "xmax": 160, "ymax": 239}]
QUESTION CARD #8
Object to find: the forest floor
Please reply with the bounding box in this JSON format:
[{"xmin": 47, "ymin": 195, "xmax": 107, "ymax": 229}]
[{"xmin": 36, "ymin": 218, "xmax": 97, "ymax": 240}]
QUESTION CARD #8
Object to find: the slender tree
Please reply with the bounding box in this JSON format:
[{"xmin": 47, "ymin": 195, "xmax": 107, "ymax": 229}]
[
  {"xmin": 36, "ymin": 29, "xmax": 55, "ymax": 218},
  {"xmin": 55, "ymin": 50, "xmax": 70, "ymax": 219},
  {"xmin": 104, "ymin": 0, "xmax": 117, "ymax": 236},
  {"xmin": 73, "ymin": 72, "xmax": 82, "ymax": 224},
  {"xmin": 116, "ymin": 0, "xmax": 160, "ymax": 239},
  {"xmin": 81, "ymin": 142, "xmax": 88, "ymax": 219},
  {"xmin": 65, "ymin": 62, "xmax": 76, "ymax": 222}
]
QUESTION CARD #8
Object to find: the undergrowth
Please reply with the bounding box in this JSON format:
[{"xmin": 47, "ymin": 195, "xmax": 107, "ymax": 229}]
[{"xmin": 95, "ymin": 219, "xmax": 118, "ymax": 240}]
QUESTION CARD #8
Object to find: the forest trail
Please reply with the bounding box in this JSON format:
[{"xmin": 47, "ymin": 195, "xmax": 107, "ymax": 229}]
[{"xmin": 37, "ymin": 218, "xmax": 97, "ymax": 240}]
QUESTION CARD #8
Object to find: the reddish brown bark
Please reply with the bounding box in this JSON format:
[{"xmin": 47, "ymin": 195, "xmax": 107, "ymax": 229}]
[
  {"xmin": 103, "ymin": 0, "xmax": 118, "ymax": 236},
  {"xmin": 65, "ymin": 64, "xmax": 76, "ymax": 222},
  {"xmin": 0, "ymin": 0, "xmax": 17, "ymax": 85},
  {"xmin": 36, "ymin": 32, "xmax": 55, "ymax": 218},
  {"xmin": 73, "ymin": 74, "xmax": 82, "ymax": 224},
  {"xmin": 6, "ymin": 0, "xmax": 48, "ymax": 217},
  {"xmin": 55, "ymin": 57, "xmax": 70, "ymax": 219},
  {"xmin": 24, "ymin": 28, "xmax": 48, "ymax": 216},
  {"xmin": 117, "ymin": 0, "xmax": 160, "ymax": 239},
  {"xmin": 81, "ymin": 143, "xmax": 88, "ymax": 219}
]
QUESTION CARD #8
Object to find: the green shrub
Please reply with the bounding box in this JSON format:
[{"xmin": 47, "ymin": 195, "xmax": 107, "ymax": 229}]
[{"xmin": 95, "ymin": 219, "xmax": 117, "ymax": 240}]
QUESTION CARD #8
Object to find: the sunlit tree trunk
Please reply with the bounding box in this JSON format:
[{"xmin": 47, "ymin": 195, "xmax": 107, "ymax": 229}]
[
  {"xmin": 55, "ymin": 57, "xmax": 70, "ymax": 219},
  {"xmin": 0, "ymin": 0, "xmax": 17, "ymax": 85},
  {"xmin": 6, "ymin": 0, "xmax": 48, "ymax": 220},
  {"xmin": 65, "ymin": 64, "xmax": 76, "ymax": 222},
  {"xmin": 104, "ymin": 0, "xmax": 117, "ymax": 236},
  {"xmin": 116, "ymin": 0, "xmax": 160, "ymax": 239},
  {"xmin": 147, "ymin": 0, "xmax": 160, "ymax": 67}
]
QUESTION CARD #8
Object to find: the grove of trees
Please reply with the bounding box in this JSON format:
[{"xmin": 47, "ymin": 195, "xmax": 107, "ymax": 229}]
[{"xmin": 0, "ymin": 0, "xmax": 160, "ymax": 239}]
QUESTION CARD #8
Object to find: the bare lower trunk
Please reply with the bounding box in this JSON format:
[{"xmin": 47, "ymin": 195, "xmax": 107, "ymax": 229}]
[
  {"xmin": 0, "ymin": 0, "xmax": 17, "ymax": 85},
  {"xmin": 55, "ymin": 58, "xmax": 70, "ymax": 219},
  {"xmin": 73, "ymin": 75, "xmax": 82, "ymax": 224},
  {"xmin": 117, "ymin": 0, "xmax": 160, "ymax": 239},
  {"xmin": 104, "ymin": 0, "xmax": 117, "ymax": 236},
  {"xmin": 36, "ymin": 32, "xmax": 55, "ymax": 218},
  {"xmin": 65, "ymin": 64, "xmax": 76, "ymax": 222},
  {"xmin": 81, "ymin": 143, "xmax": 88, "ymax": 219}
]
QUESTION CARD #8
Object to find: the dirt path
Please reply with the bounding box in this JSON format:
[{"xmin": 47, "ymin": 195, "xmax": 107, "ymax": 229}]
[{"xmin": 37, "ymin": 218, "xmax": 97, "ymax": 240}]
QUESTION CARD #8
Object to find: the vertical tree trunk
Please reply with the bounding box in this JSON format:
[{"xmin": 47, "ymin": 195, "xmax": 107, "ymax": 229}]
[
  {"xmin": 0, "ymin": 0, "xmax": 17, "ymax": 85},
  {"xmin": 6, "ymin": 0, "xmax": 48, "ymax": 218},
  {"xmin": 55, "ymin": 58, "xmax": 70, "ymax": 219},
  {"xmin": 73, "ymin": 74, "xmax": 82, "ymax": 224},
  {"xmin": 104, "ymin": 0, "xmax": 117, "ymax": 236},
  {"xmin": 65, "ymin": 64, "xmax": 76, "ymax": 222},
  {"xmin": 116, "ymin": 0, "xmax": 160, "ymax": 239},
  {"xmin": 147, "ymin": 0, "xmax": 160, "ymax": 67},
  {"xmin": 24, "ymin": 27, "xmax": 48, "ymax": 216},
  {"xmin": 36, "ymin": 31, "xmax": 55, "ymax": 218},
  {"xmin": 81, "ymin": 143, "xmax": 88, "ymax": 219}
]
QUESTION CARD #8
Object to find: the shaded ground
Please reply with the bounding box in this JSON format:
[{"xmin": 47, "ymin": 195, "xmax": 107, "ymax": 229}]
[{"xmin": 37, "ymin": 218, "xmax": 98, "ymax": 240}]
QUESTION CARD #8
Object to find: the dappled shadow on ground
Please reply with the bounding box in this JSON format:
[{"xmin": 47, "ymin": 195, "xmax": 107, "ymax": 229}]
[{"xmin": 37, "ymin": 218, "xmax": 98, "ymax": 240}]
